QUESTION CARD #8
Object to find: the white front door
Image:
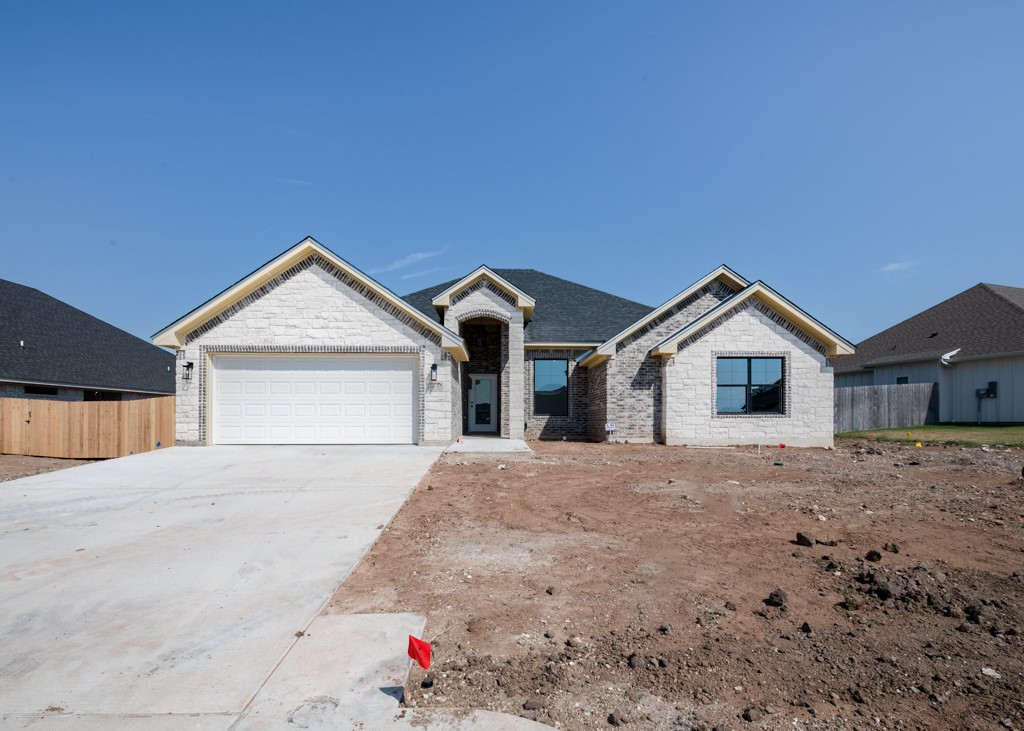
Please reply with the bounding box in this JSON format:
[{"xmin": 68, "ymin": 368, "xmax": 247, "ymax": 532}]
[{"xmin": 467, "ymin": 374, "xmax": 497, "ymax": 433}]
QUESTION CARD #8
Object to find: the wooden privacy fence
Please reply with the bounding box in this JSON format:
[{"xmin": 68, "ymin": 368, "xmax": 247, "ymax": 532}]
[
  {"xmin": 834, "ymin": 382, "xmax": 939, "ymax": 433},
  {"xmin": 0, "ymin": 396, "xmax": 175, "ymax": 459}
]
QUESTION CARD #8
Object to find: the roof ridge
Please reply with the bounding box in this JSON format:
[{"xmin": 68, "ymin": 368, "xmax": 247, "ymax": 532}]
[{"xmin": 979, "ymin": 282, "xmax": 1024, "ymax": 314}]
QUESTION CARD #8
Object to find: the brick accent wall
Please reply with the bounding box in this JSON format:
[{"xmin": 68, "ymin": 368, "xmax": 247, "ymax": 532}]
[
  {"xmin": 586, "ymin": 361, "xmax": 608, "ymax": 440},
  {"xmin": 174, "ymin": 262, "xmax": 453, "ymax": 445},
  {"xmin": 663, "ymin": 304, "xmax": 835, "ymax": 447},
  {"xmin": 0, "ymin": 383, "xmax": 84, "ymax": 401},
  {"xmin": 0, "ymin": 383, "xmax": 160, "ymax": 402},
  {"xmin": 604, "ymin": 286, "xmax": 734, "ymax": 443},
  {"xmin": 461, "ymin": 320, "xmax": 503, "ymax": 434},
  {"xmin": 523, "ymin": 349, "xmax": 590, "ymax": 440}
]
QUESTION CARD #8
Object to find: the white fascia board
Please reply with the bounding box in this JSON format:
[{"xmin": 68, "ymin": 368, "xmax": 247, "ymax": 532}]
[
  {"xmin": 650, "ymin": 282, "xmax": 856, "ymax": 357},
  {"xmin": 152, "ymin": 237, "xmax": 463, "ymax": 349},
  {"xmin": 576, "ymin": 350, "xmax": 609, "ymax": 368},
  {"xmin": 430, "ymin": 266, "xmax": 537, "ymax": 315},
  {"xmin": 593, "ymin": 265, "xmax": 750, "ymax": 357}
]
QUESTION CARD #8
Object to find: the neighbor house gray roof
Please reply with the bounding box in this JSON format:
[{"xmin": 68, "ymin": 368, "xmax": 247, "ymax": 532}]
[
  {"xmin": 833, "ymin": 283, "xmax": 1024, "ymax": 373},
  {"xmin": 404, "ymin": 269, "xmax": 654, "ymax": 343},
  {"xmin": 0, "ymin": 279, "xmax": 175, "ymax": 394}
]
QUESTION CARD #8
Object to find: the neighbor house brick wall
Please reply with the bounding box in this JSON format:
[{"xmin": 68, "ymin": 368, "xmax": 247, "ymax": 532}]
[
  {"xmin": 523, "ymin": 349, "xmax": 589, "ymax": 440},
  {"xmin": 175, "ymin": 261, "xmax": 453, "ymax": 445},
  {"xmin": 603, "ymin": 284, "xmax": 736, "ymax": 443},
  {"xmin": 662, "ymin": 303, "xmax": 834, "ymax": 447},
  {"xmin": 0, "ymin": 383, "xmax": 84, "ymax": 401}
]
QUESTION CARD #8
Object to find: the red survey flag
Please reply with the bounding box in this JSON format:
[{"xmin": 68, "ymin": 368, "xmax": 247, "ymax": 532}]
[{"xmin": 408, "ymin": 634, "xmax": 432, "ymax": 670}]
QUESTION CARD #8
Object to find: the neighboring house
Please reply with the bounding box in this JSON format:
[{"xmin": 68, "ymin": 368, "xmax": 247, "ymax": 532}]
[
  {"xmin": 834, "ymin": 283, "xmax": 1024, "ymax": 424},
  {"xmin": 153, "ymin": 237, "xmax": 853, "ymax": 448},
  {"xmin": 1, "ymin": 279, "xmax": 175, "ymax": 401}
]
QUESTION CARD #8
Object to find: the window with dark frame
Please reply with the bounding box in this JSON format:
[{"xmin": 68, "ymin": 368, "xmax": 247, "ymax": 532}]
[
  {"xmin": 24, "ymin": 385, "xmax": 59, "ymax": 396},
  {"xmin": 896, "ymin": 376, "xmax": 909, "ymax": 385},
  {"xmin": 716, "ymin": 357, "xmax": 784, "ymax": 415},
  {"xmin": 534, "ymin": 359, "xmax": 568, "ymax": 416}
]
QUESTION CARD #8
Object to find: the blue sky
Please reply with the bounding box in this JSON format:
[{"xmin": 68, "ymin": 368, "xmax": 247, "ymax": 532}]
[{"xmin": 2, "ymin": 2, "xmax": 1022, "ymax": 344}]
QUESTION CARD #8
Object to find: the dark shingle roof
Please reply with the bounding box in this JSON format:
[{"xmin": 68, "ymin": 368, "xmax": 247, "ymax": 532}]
[
  {"xmin": 0, "ymin": 279, "xmax": 175, "ymax": 394},
  {"xmin": 833, "ymin": 283, "xmax": 1024, "ymax": 373},
  {"xmin": 403, "ymin": 269, "xmax": 654, "ymax": 343}
]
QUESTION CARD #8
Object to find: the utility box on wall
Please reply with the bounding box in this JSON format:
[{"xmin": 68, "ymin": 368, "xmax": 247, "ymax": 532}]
[{"xmin": 976, "ymin": 381, "xmax": 998, "ymax": 399}]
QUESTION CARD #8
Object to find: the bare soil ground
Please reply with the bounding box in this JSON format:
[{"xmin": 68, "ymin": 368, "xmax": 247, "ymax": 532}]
[
  {"xmin": 328, "ymin": 441, "xmax": 1024, "ymax": 730},
  {"xmin": 0, "ymin": 454, "xmax": 91, "ymax": 482}
]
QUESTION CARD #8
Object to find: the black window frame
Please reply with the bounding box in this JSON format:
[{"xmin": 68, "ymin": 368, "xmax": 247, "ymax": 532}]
[
  {"xmin": 716, "ymin": 357, "xmax": 784, "ymax": 415},
  {"xmin": 896, "ymin": 376, "xmax": 909, "ymax": 385},
  {"xmin": 533, "ymin": 359, "xmax": 569, "ymax": 417},
  {"xmin": 24, "ymin": 385, "xmax": 59, "ymax": 396}
]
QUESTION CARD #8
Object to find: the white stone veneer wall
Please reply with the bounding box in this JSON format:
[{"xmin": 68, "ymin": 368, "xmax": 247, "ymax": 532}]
[
  {"xmin": 663, "ymin": 306, "xmax": 835, "ymax": 448},
  {"xmin": 174, "ymin": 263, "xmax": 453, "ymax": 445}
]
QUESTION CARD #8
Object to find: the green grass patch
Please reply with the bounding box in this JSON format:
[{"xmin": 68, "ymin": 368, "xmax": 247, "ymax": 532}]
[{"xmin": 837, "ymin": 425, "xmax": 1024, "ymax": 448}]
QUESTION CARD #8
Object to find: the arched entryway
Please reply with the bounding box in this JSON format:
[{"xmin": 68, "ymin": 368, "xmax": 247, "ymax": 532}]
[{"xmin": 458, "ymin": 314, "xmax": 510, "ymax": 436}]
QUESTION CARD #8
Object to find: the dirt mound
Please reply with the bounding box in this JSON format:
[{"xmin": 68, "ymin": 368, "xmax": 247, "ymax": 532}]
[{"xmin": 330, "ymin": 440, "xmax": 1024, "ymax": 729}]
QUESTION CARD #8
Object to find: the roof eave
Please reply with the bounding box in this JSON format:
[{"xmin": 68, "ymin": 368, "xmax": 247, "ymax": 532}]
[
  {"xmin": 0, "ymin": 376, "xmax": 174, "ymax": 395},
  {"xmin": 577, "ymin": 350, "xmax": 610, "ymax": 368},
  {"xmin": 650, "ymin": 282, "xmax": 856, "ymax": 358},
  {"xmin": 152, "ymin": 237, "xmax": 465, "ymax": 349}
]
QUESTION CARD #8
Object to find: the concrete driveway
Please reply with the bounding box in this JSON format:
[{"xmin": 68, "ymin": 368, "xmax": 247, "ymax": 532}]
[{"xmin": 0, "ymin": 445, "xmax": 441, "ymax": 728}]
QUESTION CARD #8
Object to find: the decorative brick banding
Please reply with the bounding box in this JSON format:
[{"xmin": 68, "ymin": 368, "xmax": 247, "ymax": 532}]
[{"xmin": 450, "ymin": 280, "xmax": 518, "ymax": 308}]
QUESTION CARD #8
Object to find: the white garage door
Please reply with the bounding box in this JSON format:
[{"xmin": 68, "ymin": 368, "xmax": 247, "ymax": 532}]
[{"xmin": 211, "ymin": 355, "xmax": 417, "ymax": 445}]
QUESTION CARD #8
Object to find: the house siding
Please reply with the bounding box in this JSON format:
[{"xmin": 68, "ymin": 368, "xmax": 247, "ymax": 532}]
[
  {"xmin": 603, "ymin": 285, "xmax": 735, "ymax": 443},
  {"xmin": 663, "ymin": 304, "xmax": 835, "ymax": 447},
  {"xmin": 174, "ymin": 262, "xmax": 452, "ymax": 445},
  {"xmin": 835, "ymin": 355, "xmax": 1024, "ymax": 423},
  {"xmin": 523, "ymin": 349, "xmax": 590, "ymax": 440}
]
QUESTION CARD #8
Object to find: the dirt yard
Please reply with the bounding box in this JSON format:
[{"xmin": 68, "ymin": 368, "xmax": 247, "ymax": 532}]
[
  {"xmin": 328, "ymin": 441, "xmax": 1024, "ymax": 730},
  {"xmin": 0, "ymin": 454, "xmax": 91, "ymax": 482}
]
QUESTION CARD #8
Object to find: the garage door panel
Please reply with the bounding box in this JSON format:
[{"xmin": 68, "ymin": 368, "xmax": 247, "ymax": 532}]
[
  {"xmin": 220, "ymin": 381, "xmax": 242, "ymax": 395},
  {"xmin": 212, "ymin": 355, "xmax": 417, "ymax": 445}
]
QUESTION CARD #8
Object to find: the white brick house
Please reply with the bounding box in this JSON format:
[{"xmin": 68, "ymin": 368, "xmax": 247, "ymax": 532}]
[{"xmin": 154, "ymin": 237, "xmax": 853, "ymax": 447}]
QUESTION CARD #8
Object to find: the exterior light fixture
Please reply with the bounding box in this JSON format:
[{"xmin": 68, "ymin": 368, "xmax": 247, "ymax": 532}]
[
  {"xmin": 183, "ymin": 361, "xmax": 194, "ymax": 380},
  {"xmin": 430, "ymin": 363, "xmax": 438, "ymax": 382}
]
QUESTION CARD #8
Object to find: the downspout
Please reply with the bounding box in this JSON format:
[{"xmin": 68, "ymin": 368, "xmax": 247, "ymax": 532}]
[{"xmin": 939, "ymin": 348, "xmax": 960, "ymax": 424}]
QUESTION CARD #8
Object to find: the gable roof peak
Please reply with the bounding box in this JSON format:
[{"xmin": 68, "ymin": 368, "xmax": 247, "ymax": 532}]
[
  {"xmin": 592, "ymin": 264, "xmax": 751, "ymax": 356},
  {"xmin": 429, "ymin": 265, "xmax": 537, "ymax": 316},
  {"xmin": 152, "ymin": 237, "xmax": 468, "ymax": 359}
]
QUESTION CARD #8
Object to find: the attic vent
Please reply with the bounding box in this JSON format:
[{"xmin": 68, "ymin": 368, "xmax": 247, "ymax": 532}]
[{"xmin": 928, "ymin": 332, "xmax": 938, "ymax": 338}]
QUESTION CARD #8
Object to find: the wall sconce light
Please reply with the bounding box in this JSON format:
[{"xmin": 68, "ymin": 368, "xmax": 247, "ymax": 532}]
[
  {"xmin": 182, "ymin": 362, "xmax": 194, "ymax": 380},
  {"xmin": 430, "ymin": 363, "xmax": 438, "ymax": 382}
]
